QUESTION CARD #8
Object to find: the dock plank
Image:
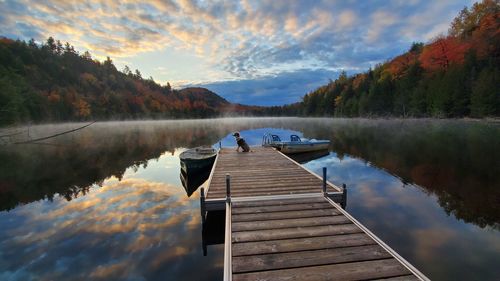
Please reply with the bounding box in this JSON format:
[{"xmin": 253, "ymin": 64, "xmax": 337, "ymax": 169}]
[
  {"xmin": 232, "ymin": 197, "xmax": 326, "ymax": 207},
  {"xmin": 232, "ymin": 245, "xmax": 392, "ymax": 273},
  {"xmin": 232, "ymin": 259, "xmax": 411, "ymax": 281},
  {"xmin": 232, "ymin": 233, "xmax": 377, "ymax": 256},
  {"xmin": 232, "ymin": 216, "xmax": 351, "ymax": 232},
  {"xmin": 232, "ymin": 224, "xmax": 362, "ymax": 243},
  {"xmin": 232, "ymin": 208, "xmax": 341, "ymax": 222},
  {"xmin": 232, "ymin": 202, "xmax": 333, "ymax": 214}
]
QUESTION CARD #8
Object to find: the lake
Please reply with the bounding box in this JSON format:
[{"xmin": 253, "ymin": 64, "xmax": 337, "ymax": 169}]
[{"xmin": 0, "ymin": 118, "xmax": 499, "ymax": 280}]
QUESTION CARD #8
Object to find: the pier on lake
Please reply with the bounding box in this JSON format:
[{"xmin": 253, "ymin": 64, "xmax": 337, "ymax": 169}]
[{"xmin": 200, "ymin": 147, "xmax": 429, "ymax": 281}]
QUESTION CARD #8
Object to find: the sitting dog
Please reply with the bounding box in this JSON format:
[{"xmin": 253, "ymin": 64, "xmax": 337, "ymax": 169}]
[{"xmin": 233, "ymin": 132, "xmax": 250, "ymax": 152}]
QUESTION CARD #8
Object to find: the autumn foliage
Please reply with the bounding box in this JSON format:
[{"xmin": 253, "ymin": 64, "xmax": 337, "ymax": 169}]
[
  {"xmin": 419, "ymin": 37, "xmax": 472, "ymax": 71},
  {"xmin": 297, "ymin": 0, "xmax": 499, "ymax": 118},
  {"xmin": 0, "ymin": 38, "xmax": 266, "ymax": 125}
]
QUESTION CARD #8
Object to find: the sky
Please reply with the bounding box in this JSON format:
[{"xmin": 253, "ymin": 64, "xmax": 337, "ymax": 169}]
[{"xmin": 0, "ymin": 0, "xmax": 474, "ymax": 106}]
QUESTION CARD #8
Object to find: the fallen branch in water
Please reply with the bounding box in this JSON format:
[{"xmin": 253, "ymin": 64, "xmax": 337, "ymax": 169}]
[{"xmin": 14, "ymin": 121, "xmax": 96, "ymax": 144}]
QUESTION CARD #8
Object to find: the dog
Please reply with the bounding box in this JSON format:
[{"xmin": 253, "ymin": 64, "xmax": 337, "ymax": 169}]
[{"xmin": 233, "ymin": 132, "xmax": 250, "ymax": 152}]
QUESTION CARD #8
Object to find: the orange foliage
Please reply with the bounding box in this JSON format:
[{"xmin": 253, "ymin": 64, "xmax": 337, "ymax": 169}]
[
  {"xmin": 47, "ymin": 91, "xmax": 61, "ymax": 103},
  {"xmin": 0, "ymin": 37, "xmax": 14, "ymax": 44},
  {"xmin": 387, "ymin": 52, "xmax": 419, "ymax": 78},
  {"xmin": 352, "ymin": 74, "xmax": 367, "ymax": 90},
  {"xmin": 73, "ymin": 99, "xmax": 91, "ymax": 117},
  {"xmin": 127, "ymin": 95, "xmax": 144, "ymax": 107},
  {"xmin": 193, "ymin": 100, "xmax": 208, "ymax": 109},
  {"xmin": 172, "ymin": 99, "xmax": 192, "ymax": 110},
  {"xmin": 149, "ymin": 99, "xmax": 162, "ymax": 112},
  {"xmin": 419, "ymin": 37, "xmax": 472, "ymax": 71},
  {"xmin": 471, "ymin": 12, "xmax": 500, "ymax": 57}
]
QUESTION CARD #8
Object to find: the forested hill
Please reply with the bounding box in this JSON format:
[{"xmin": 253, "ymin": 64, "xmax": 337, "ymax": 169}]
[
  {"xmin": 295, "ymin": 0, "xmax": 499, "ymax": 118},
  {"xmin": 0, "ymin": 38, "xmax": 261, "ymax": 126}
]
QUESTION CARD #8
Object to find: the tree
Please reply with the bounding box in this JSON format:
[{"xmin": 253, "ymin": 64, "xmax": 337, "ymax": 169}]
[
  {"xmin": 64, "ymin": 42, "xmax": 75, "ymax": 54},
  {"xmin": 409, "ymin": 42, "xmax": 424, "ymax": 53},
  {"xmin": 103, "ymin": 56, "xmax": 116, "ymax": 72},
  {"xmin": 449, "ymin": 0, "xmax": 500, "ymax": 38},
  {"xmin": 46, "ymin": 37, "xmax": 56, "ymax": 53},
  {"xmin": 123, "ymin": 65, "xmax": 132, "ymax": 76},
  {"xmin": 471, "ymin": 67, "xmax": 499, "ymax": 116},
  {"xmin": 135, "ymin": 69, "xmax": 142, "ymax": 79},
  {"xmin": 82, "ymin": 51, "xmax": 92, "ymax": 60},
  {"xmin": 420, "ymin": 37, "xmax": 471, "ymax": 71}
]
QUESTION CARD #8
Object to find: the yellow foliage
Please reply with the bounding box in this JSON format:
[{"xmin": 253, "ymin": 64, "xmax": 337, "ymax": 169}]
[
  {"xmin": 335, "ymin": 95, "xmax": 342, "ymax": 107},
  {"xmin": 73, "ymin": 99, "xmax": 91, "ymax": 117}
]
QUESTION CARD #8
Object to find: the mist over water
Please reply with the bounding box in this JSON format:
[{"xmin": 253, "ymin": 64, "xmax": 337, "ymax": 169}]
[{"xmin": 0, "ymin": 118, "xmax": 499, "ymax": 280}]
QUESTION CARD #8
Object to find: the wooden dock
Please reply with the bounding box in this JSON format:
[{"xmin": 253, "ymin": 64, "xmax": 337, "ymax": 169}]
[{"xmin": 200, "ymin": 147, "xmax": 429, "ymax": 281}]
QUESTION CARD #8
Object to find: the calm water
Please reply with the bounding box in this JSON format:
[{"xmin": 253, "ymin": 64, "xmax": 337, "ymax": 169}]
[{"xmin": 0, "ymin": 118, "xmax": 499, "ymax": 281}]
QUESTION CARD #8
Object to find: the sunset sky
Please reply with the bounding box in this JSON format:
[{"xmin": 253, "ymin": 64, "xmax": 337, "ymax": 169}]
[{"xmin": 0, "ymin": 0, "xmax": 473, "ymax": 105}]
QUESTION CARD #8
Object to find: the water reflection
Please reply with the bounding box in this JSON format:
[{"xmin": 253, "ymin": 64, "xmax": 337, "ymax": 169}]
[
  {"xmin": 303, "ymin": 152, "xmax": 500, "ymax": 280},
  {"xmin": 0, "ymin": 118, "xmax": 499, "ymax": 281},
  {"xmin": 0, "ymin": 151, "xmax": 223, "ymax": 280},
  {"xmin": 180, "ymin": 167, "xmax": 212, "ymax": 197},
  {"xmin": 287, "ymin": 149, "xmax": 330, "ymax": 164},
  {"xmin": 201, "ymin": 211, "xmax": 225, "ymax": 256}
]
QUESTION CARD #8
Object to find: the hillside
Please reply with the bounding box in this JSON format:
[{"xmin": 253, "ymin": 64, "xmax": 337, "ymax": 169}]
[
  {"xmin": 0, "ymin": 39, "xmax": 260, "ymax": 126},
  {"xmin": 297, "ymin": 0, "xmax": 499, "ymax": 118}
]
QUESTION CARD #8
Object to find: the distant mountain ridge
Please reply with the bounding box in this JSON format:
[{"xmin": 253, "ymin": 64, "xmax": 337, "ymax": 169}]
[{"xmin": 178, "ymin": 87, "xmax": 230, "ymax": 107}]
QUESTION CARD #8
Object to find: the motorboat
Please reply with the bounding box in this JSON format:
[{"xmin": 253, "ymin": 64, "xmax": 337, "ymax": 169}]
[
  {"xmin": 262, "ymin": 133, "xmax": 330, "ymax": 154},
  {"xmin": 179, "ymin": 146, "xmax": 217, "ymax": 173}
]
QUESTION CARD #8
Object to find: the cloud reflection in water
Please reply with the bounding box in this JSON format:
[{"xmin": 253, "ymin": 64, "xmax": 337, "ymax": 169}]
[{"xmin": 0, "ymin": 152, "xmax": 222, "ymax": 281}]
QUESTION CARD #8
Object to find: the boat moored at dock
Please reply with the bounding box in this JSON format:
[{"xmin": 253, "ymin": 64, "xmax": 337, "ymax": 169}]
[
  {"xmin": 179, "ymin": 146, "xmax": 217, "ymax": 173},
  {"xmin": 262, "ymin": 133, "xmax": 330, "ymax": 154}
]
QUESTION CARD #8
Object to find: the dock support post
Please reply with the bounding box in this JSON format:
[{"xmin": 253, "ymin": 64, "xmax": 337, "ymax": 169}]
[
  {"xmin": 342, "ymin": 183, "xmax": 347, "ymax": 209},
  {"xmin": 200, "ymin": 187, "xmax": 206, "ymax": 224},
  {"xmin": 226, "ymin": 174, "xmax": 231, "ymax": 204},
  {"xmin": 322, "ymin": 167, "xmax": 327, "ymax": 195},
  {"xmin": 219, "ymin": 141, "xmax": 222, "ymax": 149}
]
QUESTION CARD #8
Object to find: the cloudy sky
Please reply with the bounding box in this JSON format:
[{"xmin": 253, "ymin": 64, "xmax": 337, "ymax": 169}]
[{"xmin": 0, "ymin": 0, "xmax": 473, "ymax": 105}]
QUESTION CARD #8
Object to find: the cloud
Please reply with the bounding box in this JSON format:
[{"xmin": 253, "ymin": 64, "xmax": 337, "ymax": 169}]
[
  {"xmin": 192, "ymin": 68, "xmax": 340, "ymax": 106},
  {"xmin": 0, "ymin": 0, "xmax": 471, "ymax": 104}
]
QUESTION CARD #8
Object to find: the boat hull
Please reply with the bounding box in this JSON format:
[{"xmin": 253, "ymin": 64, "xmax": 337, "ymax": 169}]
[
  {"xmin": 180, "ymin": 155, "xmax": 216, "ymax": 174},
  {"xmin": 277, "ymin": 142, "xmax": 330, "ymax": 154},
  {"xmin": 179, "ymin": 146, "xmax": 217, "ymax": 173}
]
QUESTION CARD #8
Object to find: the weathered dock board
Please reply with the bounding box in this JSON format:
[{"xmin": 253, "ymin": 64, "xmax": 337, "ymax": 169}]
[
  {"xmin": 204, "ymin": 147, "xmax": 342, "ymax": 205},
  {"xmin": 201, "ymin": 146, "xmax": 428, "ymax": 281}
]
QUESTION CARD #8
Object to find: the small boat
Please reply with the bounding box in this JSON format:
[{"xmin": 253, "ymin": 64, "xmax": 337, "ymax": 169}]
[
  {"xmin": 262, "ymin": 133, "xmax": 330, "ymax": 154},
  {"xmin": 179, "ymin": 146, "xmax": 217, "ymax": 173}
]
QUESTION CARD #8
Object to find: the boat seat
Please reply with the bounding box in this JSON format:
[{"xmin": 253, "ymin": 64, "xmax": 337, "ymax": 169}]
[
  {"xmin": 271, "ymin": 135, "xmax": 281, "ymax": 142},
  {"xmin": 290, "ymin": 135, "xmax": 301, "ymax": 142}
]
